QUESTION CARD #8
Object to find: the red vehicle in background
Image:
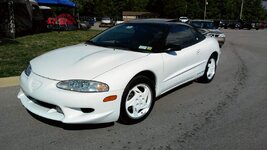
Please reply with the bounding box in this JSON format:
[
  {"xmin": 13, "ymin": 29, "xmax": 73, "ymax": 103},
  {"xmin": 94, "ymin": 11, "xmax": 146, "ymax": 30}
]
[
  {"xmin": 47, "ymin": 13, "xmax": 77, "ymax": 30},
  {"xmin": 254, "ymin": 21, "xmax": 266, "ymax": 30}
]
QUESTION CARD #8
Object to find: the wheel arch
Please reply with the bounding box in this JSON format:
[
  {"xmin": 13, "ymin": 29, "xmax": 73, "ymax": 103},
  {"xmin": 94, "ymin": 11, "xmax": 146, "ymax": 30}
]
[
  {"xmin": 211, "ymin": 51, "xmax": 219, "ymax": 64},
  {"xmin": 131, "ymin": 70, "xmax": 157, "ymax": 90},
  {"xmin": 211, "ymin": 51, "xmax": 218, "ymax": 60},
  {"xmin": 118, "ymin": 70, "xmax": 157, "ymax": 124}
]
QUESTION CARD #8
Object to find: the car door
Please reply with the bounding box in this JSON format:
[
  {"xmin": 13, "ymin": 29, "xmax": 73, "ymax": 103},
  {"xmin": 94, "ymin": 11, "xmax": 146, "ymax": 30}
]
[{"xmin": 161, "ymin": 25, "xmax": 205, "ymax": 93}]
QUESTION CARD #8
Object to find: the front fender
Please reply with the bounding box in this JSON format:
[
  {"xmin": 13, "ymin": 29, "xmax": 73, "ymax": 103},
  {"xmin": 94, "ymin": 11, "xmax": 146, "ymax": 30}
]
[{"xmin": 93, "ymin": 53, "xmax": 164, "ymax": 96}]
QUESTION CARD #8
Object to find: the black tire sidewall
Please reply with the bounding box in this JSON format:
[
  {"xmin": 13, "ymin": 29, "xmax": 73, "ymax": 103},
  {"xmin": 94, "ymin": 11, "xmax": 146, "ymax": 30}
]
[
  {"xmin": 118, "ymin": 75, "xmax": 155, "ymax": 124},
  {"xmin": 199, "ymin": 56, "xmax": 217, "ymax": 83}
]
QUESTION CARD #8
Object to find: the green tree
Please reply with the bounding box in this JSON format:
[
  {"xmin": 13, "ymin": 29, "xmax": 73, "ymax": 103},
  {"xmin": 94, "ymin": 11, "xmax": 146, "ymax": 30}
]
[
  {"xmin": 125, "ymin": 0, "xmax": 150, "ymax": 11},
  {"xmin": 162, "ymin": 0, "xmax": 187, "ymax": 18},
  {"xmin": 186, "ymin": 0, "xmax": 202, "ymax": 19},
  {"xmin": 147, "ymin": 0, "xmax": 164, "ymax": 17},
  {"xmin": 70, "ymin": 0, "xmax": 266, "ymax": 20},
  {"xmin": 242, "ymin": 0, "xmax": 265, "ymax": 20},
  {"xmin": 206, "ymin": 0, "xmax": 223, "ymax": 19}
]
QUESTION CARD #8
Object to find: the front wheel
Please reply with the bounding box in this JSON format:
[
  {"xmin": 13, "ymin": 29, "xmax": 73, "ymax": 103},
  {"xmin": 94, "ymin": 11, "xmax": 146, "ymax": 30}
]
[
  {"xmin": 119, "ymin": 76, "xmax": 155, "ymax": 124},
  {"xmin": 198, "ymin": 56, "xmax": 217, "ymax": 83}
]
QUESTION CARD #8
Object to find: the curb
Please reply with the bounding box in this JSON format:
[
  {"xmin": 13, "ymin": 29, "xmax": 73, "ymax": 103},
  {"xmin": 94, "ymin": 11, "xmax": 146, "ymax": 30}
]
[{"xmin": 0, "ymin": 76, "xmax": 19, "ymax": 88}]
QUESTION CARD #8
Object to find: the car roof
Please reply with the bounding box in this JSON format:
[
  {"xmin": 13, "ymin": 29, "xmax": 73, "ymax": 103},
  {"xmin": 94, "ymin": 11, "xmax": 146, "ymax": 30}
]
[{"xmin": 127, "ymin": 18, "xmax": 191, "ymax": 26}]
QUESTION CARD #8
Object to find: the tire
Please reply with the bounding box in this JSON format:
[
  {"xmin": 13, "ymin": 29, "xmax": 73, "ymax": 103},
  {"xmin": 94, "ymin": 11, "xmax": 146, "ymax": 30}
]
[
  {"xmin": 119, "ymin": 75, "xmax": 155, "ymax": 124},
  {"xmin": 198, "ymin": 55, "xmax": 217, "ymax": 83}
]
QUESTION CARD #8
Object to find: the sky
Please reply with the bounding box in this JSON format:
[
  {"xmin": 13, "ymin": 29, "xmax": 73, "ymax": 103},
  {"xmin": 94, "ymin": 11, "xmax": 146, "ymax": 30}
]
[{"xmin": 263, "ymin": 1, "xmax": 267, "ymax": 9}]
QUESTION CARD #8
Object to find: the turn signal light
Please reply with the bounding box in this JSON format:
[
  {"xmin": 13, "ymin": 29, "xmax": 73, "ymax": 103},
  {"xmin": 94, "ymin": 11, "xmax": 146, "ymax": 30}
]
[{"xmin": 103, "ymin": 95, "xmax": 117, "ymax": 102}]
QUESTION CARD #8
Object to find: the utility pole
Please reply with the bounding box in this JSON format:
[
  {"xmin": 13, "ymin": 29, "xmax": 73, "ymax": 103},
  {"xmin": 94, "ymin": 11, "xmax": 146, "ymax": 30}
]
[
  {"xmin": 240, "ymin": 0, "xmax": 244, "ymax": 20},
  {"xmin": 8, "ymin": 0, "xmax": 15, "ymax": 39},
  {"xmin": 204, "ymin": 0, "xmax": 208, "ymax": 20}
]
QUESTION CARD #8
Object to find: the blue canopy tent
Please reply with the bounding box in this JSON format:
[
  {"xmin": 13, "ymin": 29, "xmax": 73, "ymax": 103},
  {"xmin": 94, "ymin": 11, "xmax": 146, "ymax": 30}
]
[{"xmin": 36, "ymin": 0, "xmax": 76, "ymax": 7}]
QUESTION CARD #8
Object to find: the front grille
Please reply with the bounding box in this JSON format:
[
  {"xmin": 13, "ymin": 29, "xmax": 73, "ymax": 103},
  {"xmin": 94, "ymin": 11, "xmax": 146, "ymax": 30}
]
[
  {"xmin": 28, "ymin": 96, "xmax": 56, "ymax": 108},
  {"xmin": 27, "ymin": 96, "xmax": 63, "ymax": 114}
]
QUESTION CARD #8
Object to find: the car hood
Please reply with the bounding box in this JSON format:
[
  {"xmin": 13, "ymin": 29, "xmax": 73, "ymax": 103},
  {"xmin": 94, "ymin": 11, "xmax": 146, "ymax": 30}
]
[{"xmin": 31, "ymin": 43, "xmax": 148, "ymax": 80}]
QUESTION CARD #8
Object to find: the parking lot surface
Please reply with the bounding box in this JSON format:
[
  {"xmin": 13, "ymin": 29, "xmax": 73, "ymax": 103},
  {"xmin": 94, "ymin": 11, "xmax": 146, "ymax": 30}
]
[{"xmin": 0, "ymin": 29, "xmax": 267, "ymax": 150}]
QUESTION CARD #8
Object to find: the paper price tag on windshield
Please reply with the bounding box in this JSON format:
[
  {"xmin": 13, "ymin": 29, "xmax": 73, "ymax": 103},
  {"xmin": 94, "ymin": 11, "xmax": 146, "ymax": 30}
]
[
  {"xmin": 147, "ymin": 46, "xmax": 152, "ymax": 51},
  {"xmin": 139, "ymin": 45, "xmax": 153, "ymax": 51},
  {"xmin": 139, "ymin": 45, "xmax": 147, "ymax": 50}
]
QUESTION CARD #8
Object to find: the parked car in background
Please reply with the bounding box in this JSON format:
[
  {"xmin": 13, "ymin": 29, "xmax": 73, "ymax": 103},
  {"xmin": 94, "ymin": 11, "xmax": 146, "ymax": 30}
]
[
  {"xmin": 115, "ymin": 20, "xmax": 124, "ymax": 25},
  {"xmin": 223, "ymin": 20, "xmax": 264, "ymax": 30},
  {"xmin": 79, "ymin": 21, "xmax": 91, "ymax": 30},
  {"xmin": 219, "ymin": 20, "xmax": 229, "ymax": 29},
  {"xmin": 226, "ymin": 20, "xmax": 239, "ymax": 29},
  {"xmin": 240, "ymin": 20, "xmax": 252, "ymax": 30},
  {"xmin": 251, "ymin": 21, "xmax": 265, "ymax": 30},
  {"xmin": 258, "ymin": 22, "xmax": 266, "ymax": 29},
  {"xmin": 190, "ymin": 20, "xmax": 225, "ymax": 47},
  {"xmin": 18, "ymin": 19, "xmax": 221, "ymax": 124},
  {"xmin": 179, "ymin": 16, "xmax": 189, "ymax": 23},
  {"xmin": 99, "ymin": 17, "xmax": 113, "ymax": 27}
]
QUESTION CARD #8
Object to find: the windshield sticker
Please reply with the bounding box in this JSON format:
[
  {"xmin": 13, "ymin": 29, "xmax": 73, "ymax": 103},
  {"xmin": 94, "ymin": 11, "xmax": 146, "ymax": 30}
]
[
  {"xmin": 139, "ymin": 45, "xmax": 147, "ymax": 50},
  {"xmin": 126, "ymin": 26, "xmax": 133, "ymax": 29},
  {"xmin": 139, "ymin": 45, "xmax": 153, "ymax": 51},
  {"xmin": 147, "ymin": 46, "xmax": 152, "ymax": 51}
]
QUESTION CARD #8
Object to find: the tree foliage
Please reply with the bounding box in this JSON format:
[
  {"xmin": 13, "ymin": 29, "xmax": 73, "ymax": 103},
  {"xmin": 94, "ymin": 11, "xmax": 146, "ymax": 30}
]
[{"xmin": 71, "ymin": 0, "xmax": 266, "ymax": 20}]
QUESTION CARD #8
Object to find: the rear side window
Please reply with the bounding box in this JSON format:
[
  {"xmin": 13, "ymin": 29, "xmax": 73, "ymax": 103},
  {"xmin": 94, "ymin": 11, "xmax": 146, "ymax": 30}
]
[
  {"xmin": 190, "ymin": 27, "xmax": 205, "ymax": 42},
  {"xmin": 166, "ymin": 25, "xmax": 202, "ymax": 49}
]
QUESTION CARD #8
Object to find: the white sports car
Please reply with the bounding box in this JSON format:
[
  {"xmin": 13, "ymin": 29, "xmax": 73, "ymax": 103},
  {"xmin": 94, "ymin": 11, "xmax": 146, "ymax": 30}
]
[{"xmin": 18, "ymin": 19, "xmax": 221, "ymax": 124}]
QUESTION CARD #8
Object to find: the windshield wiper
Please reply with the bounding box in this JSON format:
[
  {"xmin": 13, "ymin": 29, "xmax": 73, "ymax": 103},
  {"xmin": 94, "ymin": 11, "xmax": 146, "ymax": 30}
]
[
  {"xmin": 85, "ymin": 40, "xmax": 106, "ymax": 47},
  {"xmin": 86, "ymin": 40, "xmax": 140, "ymax": 52},
  {"xmin": 100, "ymin": 40, "xmax": 133, "ymax": 51}
]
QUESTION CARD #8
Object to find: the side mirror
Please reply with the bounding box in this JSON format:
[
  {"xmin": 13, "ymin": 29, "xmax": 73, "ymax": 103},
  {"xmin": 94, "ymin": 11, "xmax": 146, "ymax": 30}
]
[{"xmin": 165, "ymin": 44, "xmax": 182, "ymax": 51}]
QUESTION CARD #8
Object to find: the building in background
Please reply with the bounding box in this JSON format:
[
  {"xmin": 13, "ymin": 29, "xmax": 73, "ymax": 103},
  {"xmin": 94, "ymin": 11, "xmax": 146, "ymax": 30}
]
[{"xmin": 122, "ymin": 11, "xmax": 158, "ymax": 22}]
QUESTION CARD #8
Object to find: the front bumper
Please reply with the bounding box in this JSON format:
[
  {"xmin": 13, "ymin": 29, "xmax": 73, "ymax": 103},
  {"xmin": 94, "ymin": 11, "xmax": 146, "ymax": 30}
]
[
  {"xmin": 17, "ymin": 72, "xmax": 123, "ymax": 124},
  {"xmin": 99, "ymin": 23, "xmax": 113, "ymax": 27}
]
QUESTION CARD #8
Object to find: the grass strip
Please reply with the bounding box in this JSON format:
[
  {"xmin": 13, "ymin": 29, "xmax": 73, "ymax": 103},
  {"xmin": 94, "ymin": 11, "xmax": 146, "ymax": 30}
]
[{"xmin": 0, "ymin": 30, "xmax": 100, "ymax": 77}]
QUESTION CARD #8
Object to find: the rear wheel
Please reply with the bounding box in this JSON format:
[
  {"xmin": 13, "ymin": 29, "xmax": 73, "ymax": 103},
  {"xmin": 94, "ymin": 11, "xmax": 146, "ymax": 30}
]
[
  {"xmin": 198, "ymin": 56, "xmax": 217, "ymax": 83},
  {"xmin": 119, "ymin": 76, "xmax": 155, "ymax": 124}
]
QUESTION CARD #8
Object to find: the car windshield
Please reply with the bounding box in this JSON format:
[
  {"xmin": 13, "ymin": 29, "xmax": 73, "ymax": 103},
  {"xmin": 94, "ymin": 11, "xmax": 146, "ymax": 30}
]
[
  {"xmin": 102, "ymin": 17, "xmax": 110, "ymax": 20},
  {"xmin": 88, "ymin": 23, "xmax": 168, "ymax": 52},
  {"xmin": 191, "ymin": 21, "xmax": 216, "ymax": 29}
]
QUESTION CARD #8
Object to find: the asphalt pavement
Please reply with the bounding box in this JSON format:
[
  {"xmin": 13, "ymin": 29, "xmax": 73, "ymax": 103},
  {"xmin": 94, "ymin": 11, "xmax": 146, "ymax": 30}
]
[{"xmin": 0, "ymin": 29, "xmax": 267, "ymax": 150}]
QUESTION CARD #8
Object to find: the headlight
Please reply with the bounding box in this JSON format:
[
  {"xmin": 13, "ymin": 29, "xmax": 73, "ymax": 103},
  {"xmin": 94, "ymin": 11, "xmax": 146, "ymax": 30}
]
[
  {"xmin": 25, "ymin": 64, "xmax": 32, "ymax": 76},
  {"xmin": 56, "ymin": 80, "xmax": 109, "ymax": 93},
  {"xmin": 218, "ymin": 34, "xmax": 226, "ymax": 38}
]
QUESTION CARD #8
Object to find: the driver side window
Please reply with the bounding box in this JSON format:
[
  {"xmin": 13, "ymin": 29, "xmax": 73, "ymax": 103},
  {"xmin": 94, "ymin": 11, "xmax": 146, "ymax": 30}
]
[{"xmin": 166, "ymin": 25, "xmax": 197, "ymax": 49}]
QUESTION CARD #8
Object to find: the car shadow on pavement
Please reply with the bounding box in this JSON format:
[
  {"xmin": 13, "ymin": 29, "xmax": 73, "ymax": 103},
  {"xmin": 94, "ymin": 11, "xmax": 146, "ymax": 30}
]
[{"xmin": 27, "ymin": 110, "xmax": 114, "ymax": 130}]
